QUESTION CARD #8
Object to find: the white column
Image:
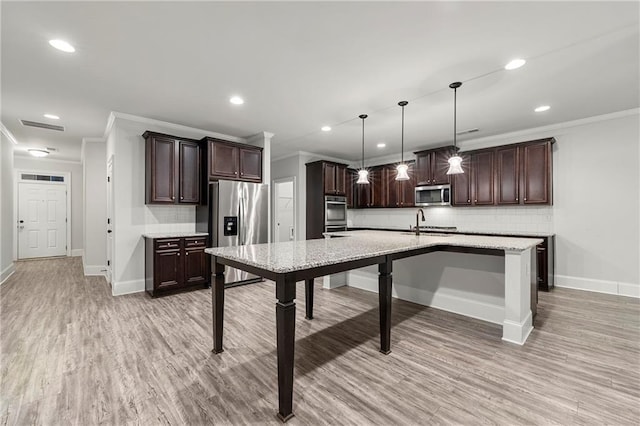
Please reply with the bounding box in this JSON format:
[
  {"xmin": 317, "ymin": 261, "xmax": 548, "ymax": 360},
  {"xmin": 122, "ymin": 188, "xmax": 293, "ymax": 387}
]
[
  {"xmin": 246, "ymin": 131, "xmax": 274, "ymax": 243},
  {"xmin": 503, "ymin": 248, "xmax": 534, "ymax": 345}
]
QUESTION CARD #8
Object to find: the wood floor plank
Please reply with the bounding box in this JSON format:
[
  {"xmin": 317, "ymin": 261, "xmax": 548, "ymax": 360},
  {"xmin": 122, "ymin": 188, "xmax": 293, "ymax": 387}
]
[{"xmin": 1, "ymin": 257, "xmax": 639, "ymax": 425}]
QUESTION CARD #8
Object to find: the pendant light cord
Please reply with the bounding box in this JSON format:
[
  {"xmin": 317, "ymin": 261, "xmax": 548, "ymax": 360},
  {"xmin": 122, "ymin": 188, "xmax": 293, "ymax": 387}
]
[
  {"xmin": 359, "ymin": 114, "xmax": 367, "ymax": 170},
  {"xmin": 453, "ymin": 87, "xmax": 457, "ymax": 152},
  {"xmin": 401, "ymin": 105, "xmax": 405, "ymax": 163}
]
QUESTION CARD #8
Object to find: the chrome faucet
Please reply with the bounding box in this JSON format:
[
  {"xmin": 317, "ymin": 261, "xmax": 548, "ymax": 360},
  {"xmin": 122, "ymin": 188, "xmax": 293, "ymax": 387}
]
[{"xmin": 415, "ymin": 208, "xmax": 425, "ymax": 236}]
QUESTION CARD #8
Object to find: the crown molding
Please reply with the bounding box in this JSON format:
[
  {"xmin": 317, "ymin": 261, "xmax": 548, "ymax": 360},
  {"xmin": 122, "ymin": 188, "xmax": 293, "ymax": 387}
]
[
  {"xmin": 458, "ymin": 108, "xmax": 639, "ymax": 151},
  {"xmin": 271, "ymin": 150, "xmax": 352, "ymax": 164},
  {"xmin": 0, "ymin": 122, "xmax": 19, "ymax": 145},
  {"xmin": 103, "ymin": 111, "xmax": 247, "ymax": 143}
]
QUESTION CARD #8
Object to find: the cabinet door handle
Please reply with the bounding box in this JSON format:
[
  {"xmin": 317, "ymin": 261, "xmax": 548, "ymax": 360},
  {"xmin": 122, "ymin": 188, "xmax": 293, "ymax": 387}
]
[
  {"xmin": 186, "ymin": 252, "xmax": 189, "ymax": 256},
  {"xmin": 234, "ymin": 171, "xmax": 238, "ymax": 175},
  {"xmin": 475, "ymin": 199, "xmax": 477, "ymax": 202},
  {"xmin": 171, "ymin": 196, "xmax": 175, "ymax": 200},
  {"xmin": 516, "ymin": 197, "xmax": 518, "ymax": 201},
  {"xmin": 177, "ymin": 253, "xmax": 180, "ymax": 256},
  {"xmin": 467, "ymin": 199, "xmax": 470, "ymax": 203},
  {"xmin": 524, "ymin": 197, "xmax": 527, "ymax": 201},
  {"xmin": 180, "ymin": 196, "xmax": 184, "ymax": 200}
]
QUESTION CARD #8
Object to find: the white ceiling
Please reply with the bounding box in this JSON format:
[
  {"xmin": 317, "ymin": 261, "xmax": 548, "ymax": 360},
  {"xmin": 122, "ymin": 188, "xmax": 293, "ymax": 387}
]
[{"xmin": 2, "ymin": 1, "xmax": 638, "ymax": 162}]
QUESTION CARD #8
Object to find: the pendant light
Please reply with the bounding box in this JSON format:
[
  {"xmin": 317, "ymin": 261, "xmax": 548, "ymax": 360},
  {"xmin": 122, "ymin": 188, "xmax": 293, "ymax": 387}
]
[
  {"xmin": 356, "ymin": 114, "xmax": 370, "ymax": 184},
  {"xmin": 396, "ymin": 101, "xmax": 410, "ymax": 181},
  {"xmin": 447, "ymin": 82, "xmax": 464, "ymax": 175}
]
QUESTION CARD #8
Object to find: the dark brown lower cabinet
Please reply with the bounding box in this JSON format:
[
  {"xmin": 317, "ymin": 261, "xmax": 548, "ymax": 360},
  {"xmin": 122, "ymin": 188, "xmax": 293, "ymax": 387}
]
[{"xmin": 145, "ymin": 236, "xmax": 209, "ymax": 297}]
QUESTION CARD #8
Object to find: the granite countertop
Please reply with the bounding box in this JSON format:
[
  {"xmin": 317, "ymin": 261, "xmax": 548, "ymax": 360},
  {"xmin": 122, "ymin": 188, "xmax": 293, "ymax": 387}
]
[
  {"xmin": 205, "ymin": 230, "xmax": 542, "ymax": 274},
  {"xmin": 348, "ymin": 226, "xmax": 554, "ymax": 238},
  {"xmin": 142, "ymin": 232, "xmax": 209, "ymax": 239}
]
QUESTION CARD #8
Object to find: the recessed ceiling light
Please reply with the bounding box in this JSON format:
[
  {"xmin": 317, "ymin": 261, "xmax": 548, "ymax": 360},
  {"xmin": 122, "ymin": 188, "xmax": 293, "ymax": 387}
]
[
  {"xmin": 44, "ymin": 114, "xmax": 60, "ymax": 120},
  {"xmin": 505, "ymin": 58, "xmax": 526, "ymax": 70},
  {"xmin": 321, "ymin": 126, "xmax": 331, "ymax": 132},
  {"xmin": 377, "ymin": 143, "xmax": 386, "ymax": 148},
  {"xmin": 49, "ymin": 39, "xmax": 75, "ymax": 53},
  {"xmin": 28, "ymin": 149, "xmax": 50, "ymax": 157},
  {"xmin": 535, "ymin": 105, "xmax": 551, "ymax": 112},
  {"xmin": 229, "ymin": 96, "xmax": 244, "ymax": 105}
]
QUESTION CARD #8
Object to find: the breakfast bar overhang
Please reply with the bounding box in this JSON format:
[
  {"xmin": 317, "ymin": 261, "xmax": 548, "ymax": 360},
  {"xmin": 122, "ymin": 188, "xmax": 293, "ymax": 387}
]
[{"xmin": 206, "ymin": 230, "xmax": 542, "ymax": 422}]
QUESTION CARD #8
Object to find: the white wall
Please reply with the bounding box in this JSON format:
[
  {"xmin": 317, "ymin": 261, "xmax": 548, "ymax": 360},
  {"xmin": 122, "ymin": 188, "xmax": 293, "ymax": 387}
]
[
  {"xmin": 0, "ymin": 131, "xmax": 16, "ymax": 284},
  {"xmin": 350, "ymin": 110, "xmax": 640, "ymax": 299},
  {"xmin": 271, "ymin": 151, "xmax": 352, "ymax": 241},
  {"xmin": 105, "ymin": 113, "xmax": 272, "ymax": 296},
  {"xmin": 82, "ymin": 139, "xmax": 107, "ymax": 275},
  {"xmin": 13, "ymin": 156, "xmax": 84, "ymax": 255}
]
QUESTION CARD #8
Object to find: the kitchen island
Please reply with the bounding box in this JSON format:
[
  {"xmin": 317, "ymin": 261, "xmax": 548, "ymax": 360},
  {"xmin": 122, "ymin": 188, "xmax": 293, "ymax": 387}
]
[{"xmin": 205, "ymin": 230, "xmax": 541, "ymax": 422}]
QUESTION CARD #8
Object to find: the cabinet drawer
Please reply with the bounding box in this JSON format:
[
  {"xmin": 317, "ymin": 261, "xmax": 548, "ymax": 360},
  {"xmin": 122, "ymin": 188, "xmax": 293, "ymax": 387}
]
[
  {"xmin": 184, "ymin": 237, "xmax": 207, "ymax": 247},
  {"xmin": 154, "ymin": 238, "xmax": 182, "ymax": 250}
]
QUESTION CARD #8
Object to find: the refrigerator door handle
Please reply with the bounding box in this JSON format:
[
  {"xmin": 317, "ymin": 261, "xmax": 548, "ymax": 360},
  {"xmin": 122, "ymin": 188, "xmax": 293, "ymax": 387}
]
[{"xmin": 239, "ymin": 197, "xmax": 245, "ymax": 245}]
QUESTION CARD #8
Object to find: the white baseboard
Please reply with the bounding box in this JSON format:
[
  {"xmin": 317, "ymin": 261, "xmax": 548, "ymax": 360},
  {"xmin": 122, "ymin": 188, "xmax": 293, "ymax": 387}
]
[
  {"xmin": 83, "ymin": 264, "xmax": 107, "ymax": 276},
  {"xmin": 0, "ymin": 263, "xmax": 16, "ymax": 285},
  {"xmin": 555, "ymin": 275, "xmax": 639, "ymax": 298},
  {"xmin": 71, "ymin": 249, "xmax": 84, "ymax": 257},
  {"xmin": 346, "ymin": 271, "xmax": 504, "ymax": 325},
  {"xmin": 619, "ymin": 282, "xmax": 640, "ymax": 298},
  {"xmin": 112, "ymin": 279, "xmax": 145, "ymax": 296}
]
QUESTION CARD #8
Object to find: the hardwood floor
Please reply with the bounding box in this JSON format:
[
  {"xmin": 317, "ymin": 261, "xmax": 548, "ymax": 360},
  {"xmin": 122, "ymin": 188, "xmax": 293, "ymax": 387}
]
[{"xmin": 1, "ymin": 257, "xmax": 639, "ymax": 425}]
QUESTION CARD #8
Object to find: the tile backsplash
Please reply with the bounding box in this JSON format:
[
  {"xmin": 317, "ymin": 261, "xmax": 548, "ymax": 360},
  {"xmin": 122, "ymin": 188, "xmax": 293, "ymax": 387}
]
[
  {"xmin": 144, "ymin": 205, "xmax": 196, "ymax": 234},
  {"xmin": 348, "ymin": 206, "xmax": 554, "ymax": 234}
]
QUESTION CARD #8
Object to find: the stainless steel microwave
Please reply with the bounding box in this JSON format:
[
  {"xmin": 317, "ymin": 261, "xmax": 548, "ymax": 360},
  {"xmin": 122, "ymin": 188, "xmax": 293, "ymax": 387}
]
[{"xmin": 415, "ymin": 184, "xmax": 451, "ymax": 207}]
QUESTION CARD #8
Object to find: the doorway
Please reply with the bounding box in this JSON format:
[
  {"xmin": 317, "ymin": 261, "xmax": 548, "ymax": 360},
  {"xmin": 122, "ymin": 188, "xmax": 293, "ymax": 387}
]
[
  {"xmin": 17, "ymin": 180, "xmax": 68, "ymax": 259},
  {"xmin": 273, "ymin": 178, "xmax": 296, "ymax": 243}
]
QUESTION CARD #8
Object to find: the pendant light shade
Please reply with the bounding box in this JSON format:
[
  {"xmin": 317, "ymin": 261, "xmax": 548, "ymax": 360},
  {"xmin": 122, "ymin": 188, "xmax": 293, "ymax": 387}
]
[
  {"xmin": 357, "ymin": 114, "xmax": 369, "ymax": 185},
  {"xmin": 396, "ymin": 101, "xmax": 410, "ymax": 181},
  {"xmin": 446, "ymin": 81, "xmax": 464, "ymax": 175}
]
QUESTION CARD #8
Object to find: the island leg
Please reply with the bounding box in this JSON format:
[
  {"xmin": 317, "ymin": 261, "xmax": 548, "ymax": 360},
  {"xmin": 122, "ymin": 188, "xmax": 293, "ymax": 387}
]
[
  {"xmin": 276, "ymin": 273, "xmax": 297, "ymax": 422},
  {"xmin": 502, "ymin": 248, "xmax": 534, "ymax": 345},
  {"xmin": 305, "ymin": 279, "xmax": 314, "ymax": 320},
  {"xmin": 379, "ymin": 258, "xmax": 392, "ymax": 355},
  {"xmin": 212, "ymin": 259, "xmax": 225, "ymax": 354}
]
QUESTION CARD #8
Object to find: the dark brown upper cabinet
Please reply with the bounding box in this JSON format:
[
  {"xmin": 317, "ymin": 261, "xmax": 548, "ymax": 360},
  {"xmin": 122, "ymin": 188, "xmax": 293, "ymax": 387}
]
[
  {"xmin": 451, "ymin": 150, "xmax": 494, "ymax": 206},
  {"xmin": 204, "ymin": 137, "xmax": 263, "ymax": 183},
  {"xmin": 305, "ymin": 161, "xmax": 348, "ymax": 196},
  {"xmin": 522, "ymin": 139, "xmax": 553, "ymax": 204},
  {"xmin": 386, "ymin": 162, "xmax": 416, "ymax": 207},
  {"xmin": 144, "ymin": 131, "xmax": 201, "ymax": 205},
  {"xmin": 346, "ymin": 169, "xmax": 357, "ymax": 208},
  {"xmin": 320, "ymin": 161, "xmax": 347, "ymax": 195},
  {"xmin": 496, "ymin": 138, "xmax": 554, "ymax": 206},
  {"xmin": 415, "ymin": 146, "xmax": 455, "ymax": 186},
  {"xmin": 472, "ymin": 150, "xmax": 495, "ymax": 205}
]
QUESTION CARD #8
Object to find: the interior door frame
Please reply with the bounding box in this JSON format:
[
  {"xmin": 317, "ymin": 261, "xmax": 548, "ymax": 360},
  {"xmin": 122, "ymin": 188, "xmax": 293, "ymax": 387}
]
[
  {"xmin": 272, "ymin": 176, "xmax": 296, "ymax": 242},
  {"xmin": 106, "ymin": 155, "xmax": 114, "ymax": 284},
  {"xmin": 14, "ymin": 170, "xmax": 72, "ymax": 258}
]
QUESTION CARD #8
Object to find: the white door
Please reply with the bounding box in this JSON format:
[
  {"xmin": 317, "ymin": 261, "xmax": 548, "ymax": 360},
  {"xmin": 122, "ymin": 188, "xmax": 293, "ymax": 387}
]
[
  {"xmin": 274, "ymin": 179, "xmax": 295, "ymax": 242},
  {"xmin": 105, "ymin": 156, "xmax": 114, "ymax": 284},
  {"xmin": 18, "ymin": 182, "xmax": 67, "ymax": 259}
]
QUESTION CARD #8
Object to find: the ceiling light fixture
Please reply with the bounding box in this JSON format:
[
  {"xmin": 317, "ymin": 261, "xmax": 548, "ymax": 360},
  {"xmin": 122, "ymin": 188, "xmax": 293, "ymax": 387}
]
[
  {"xmin": 535, "ymin": 105, "xmax": 551, "ymax": 112},
  {"xmin": 321, "ymin": 126, "xmax": 331, "ymax": 132},
  {"xmin": 356, "ymin": 114, "xmax": 369, "ymax": 185},
  {"xmin": 447, "ymin": 82, "xmax": 464, "ymax": 175},
  {"xmin": 48, "ymin": 39, "xmax": 75, "ymax": 53},
  {"xmin": 377, "ymin": 143, "xmax": 386, "ymax": 148},
  {"xmin": 28, "ymin": 149, "xmax": 50, "ymax": 157},
  {"xmin": 505, "ymin": 58, "xmax": 526, "ymax": 70},
  {"xmin": 395, "ymin": 101, "xmax": 410, "ymax": 181},
  {"xmin": 44, "ymin": 114, "xmax": 60, "ymax": 120},
  {"xmin": 229, "ymin": 96, "xmax": 244, "ymax": 105}
]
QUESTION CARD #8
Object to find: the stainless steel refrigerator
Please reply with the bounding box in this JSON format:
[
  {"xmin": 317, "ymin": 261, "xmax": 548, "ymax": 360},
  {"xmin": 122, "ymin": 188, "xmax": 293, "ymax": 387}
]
[{"xmin": 196, "ymin": 181, "xmax": 268, "ymax": 286}]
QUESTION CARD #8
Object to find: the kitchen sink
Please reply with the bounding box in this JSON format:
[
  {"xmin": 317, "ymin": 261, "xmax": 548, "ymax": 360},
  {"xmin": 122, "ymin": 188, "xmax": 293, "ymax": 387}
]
[{"xmin": 400, "ymin": 232, "xmax": 452, "ymax": 237}]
